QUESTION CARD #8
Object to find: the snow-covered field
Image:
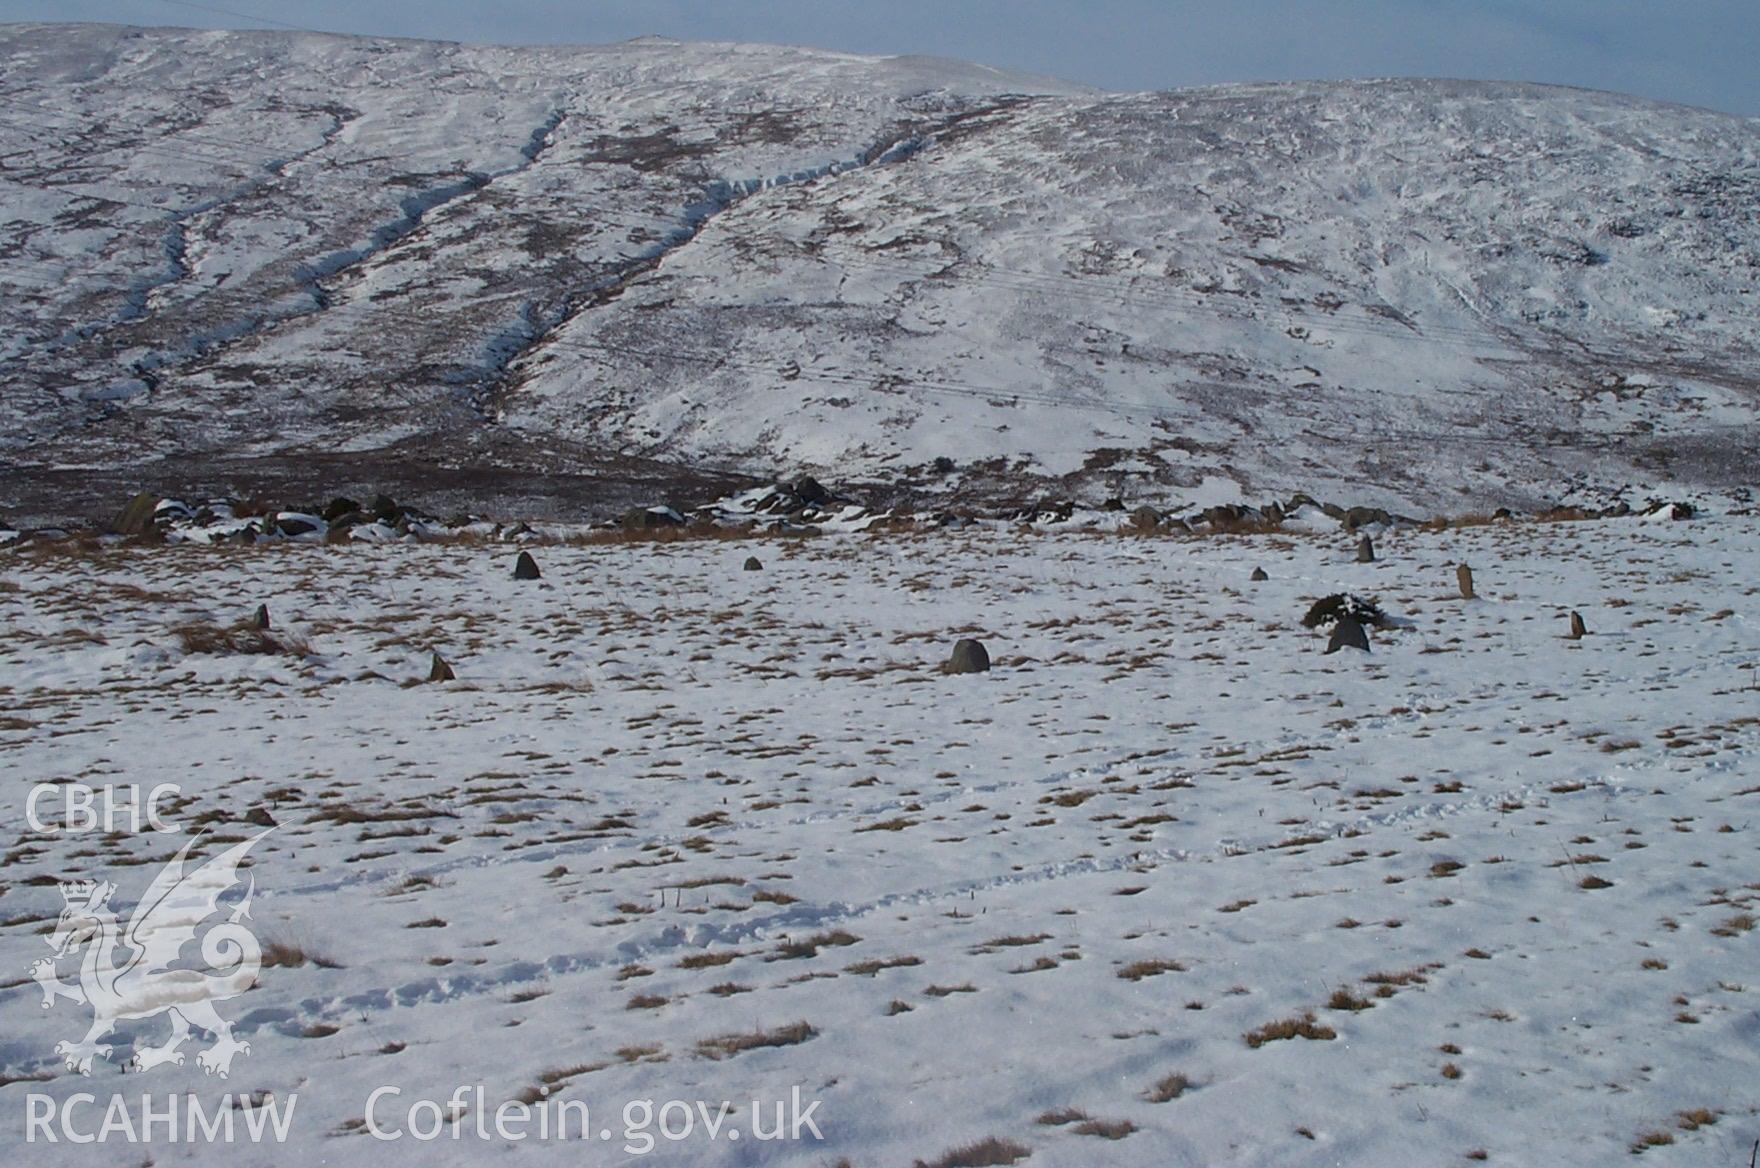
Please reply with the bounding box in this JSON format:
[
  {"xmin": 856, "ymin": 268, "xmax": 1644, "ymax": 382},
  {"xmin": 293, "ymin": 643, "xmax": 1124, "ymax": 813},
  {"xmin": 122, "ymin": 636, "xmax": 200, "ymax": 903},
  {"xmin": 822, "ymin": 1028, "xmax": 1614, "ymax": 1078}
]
[{"xmin": 2, "ymin": 516, "xmax": 1757, "ymax": 1165}]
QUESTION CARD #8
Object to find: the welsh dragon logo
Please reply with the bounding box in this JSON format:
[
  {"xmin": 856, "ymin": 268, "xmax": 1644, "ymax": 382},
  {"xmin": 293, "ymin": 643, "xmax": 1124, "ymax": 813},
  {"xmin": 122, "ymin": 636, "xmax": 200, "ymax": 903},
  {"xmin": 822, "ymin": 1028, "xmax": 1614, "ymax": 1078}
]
[{"xmin": 31, "ymin": 831, "xmax": 271, "ymax": 1077}]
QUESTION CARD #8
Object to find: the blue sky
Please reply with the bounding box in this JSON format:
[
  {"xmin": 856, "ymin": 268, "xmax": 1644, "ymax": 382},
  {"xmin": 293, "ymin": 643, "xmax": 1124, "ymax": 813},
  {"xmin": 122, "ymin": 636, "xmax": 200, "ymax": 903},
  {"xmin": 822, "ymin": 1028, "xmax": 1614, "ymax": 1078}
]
[{"xmin": 6, "ymin": 1, "xmax": 1757, "ymax": 115}]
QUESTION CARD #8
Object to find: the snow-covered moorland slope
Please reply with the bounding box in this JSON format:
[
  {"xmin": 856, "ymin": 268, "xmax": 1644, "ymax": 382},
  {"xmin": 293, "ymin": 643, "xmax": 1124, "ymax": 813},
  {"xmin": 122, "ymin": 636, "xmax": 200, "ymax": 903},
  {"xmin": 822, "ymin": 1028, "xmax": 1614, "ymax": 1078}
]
[{"xmin": 1, "ymin": 24, "xmax": 1757, "ymax": 514}]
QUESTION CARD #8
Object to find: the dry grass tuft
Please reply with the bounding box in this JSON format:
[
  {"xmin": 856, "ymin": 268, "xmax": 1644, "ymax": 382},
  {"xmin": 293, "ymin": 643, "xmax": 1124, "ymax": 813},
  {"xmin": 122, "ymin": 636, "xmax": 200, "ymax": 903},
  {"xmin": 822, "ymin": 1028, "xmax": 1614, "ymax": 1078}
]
[
  {"xmin": 1072, "ymin": 1118, "xmax": 1136, "ymax": 1140},
  {"xmin": 695, "ymin": 1021, "xmax": 816, "ymax": 1060},
  {"xmin": 259, "ymin": 939, "xmax": 342, "ymax": 969},
  {"xmin": 1710, "ymin": 913, "xmax": 1755, "ymax": 937},
  {"xmin": 773, "ymin": 930, "xmax": 860, "ymax": 959},
  {"xmin": 1145, "ymin": 1072, "xmax": 1193, "ymax": 1102},
  {"xmin": 913, "ymin": 1136, "xmax": 1032, "ymax": 1168},
  {"xmin": 1244, "ymin": 1012, "xmax": 1337, "ymax": 1048},
  {"xmin": 175, "ymin": 619, "xmax": 310, "ymax": 657},
  {"xmin": 1629, "ymin": 1129, "xmax": 1674, "ymax": 1152},
  {"xmin": 1118, "ymin": 957, "xmax": 1187, "ymax": 982}
]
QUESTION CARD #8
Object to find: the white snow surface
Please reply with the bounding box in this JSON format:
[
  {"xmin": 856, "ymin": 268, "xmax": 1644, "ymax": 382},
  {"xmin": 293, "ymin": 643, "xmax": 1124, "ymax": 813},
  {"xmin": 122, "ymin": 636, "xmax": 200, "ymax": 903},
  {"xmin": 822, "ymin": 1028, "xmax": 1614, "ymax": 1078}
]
[
  {"xmin": 2, "ymin": 25, "xmax": 1758, "ymax": 510},
  {"xmin": 1, "ymin": 518, "xmax": 1758, "ymax": 1164}
]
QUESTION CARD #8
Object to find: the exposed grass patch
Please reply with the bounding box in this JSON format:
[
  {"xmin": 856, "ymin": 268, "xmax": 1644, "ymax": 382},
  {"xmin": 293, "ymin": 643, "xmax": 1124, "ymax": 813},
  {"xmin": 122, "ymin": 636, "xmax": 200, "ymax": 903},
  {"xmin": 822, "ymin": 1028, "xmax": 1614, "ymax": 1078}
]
[
  {"xmin": 695, "ymin": 1021, "xmax": 816, "ymax": 1060},
  {"xmin": 1244, "ymin": 1012, "xmax": 1337, "ymax": 1048},
  {"xmin": 773, "ymin": 930, "xmax": 860, "ymax": 960},
  {"xmin": 846, "ymin": 955, "xmax": 923, "ymax": 976},
  {"xmin": 1072, "ymin": 1118, "xmax": 1135, "ymax": 1140},
  {"xmin": 1118, "ymin": 958, "xmax": 1186, "ymax": 982},
  {"xmin": 1710, "ymin": 913, "xmax": 1755, "ymax": 937},
  {"xmin": 913, "ymin": 1136, "xmax": 1032, "ymax": 1168},
  {"xmin": 259, "ymin": 939, "xmax": 342, "ymax": 969},
  {"xmin": 175, "ymin": 619, "xmax": 309, "ymax": 657},
  {"xmin": 1145, "ymin": 1073, "xmax": 1193, "ymax": 1102}
]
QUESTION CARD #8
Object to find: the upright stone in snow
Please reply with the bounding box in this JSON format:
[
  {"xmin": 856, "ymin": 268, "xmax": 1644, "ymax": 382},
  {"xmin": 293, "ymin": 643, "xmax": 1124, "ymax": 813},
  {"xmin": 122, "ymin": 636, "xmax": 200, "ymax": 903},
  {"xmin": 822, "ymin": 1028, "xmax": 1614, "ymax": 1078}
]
[
  {"xmin": 744, "ymin": 556, "xmax": 763, "ymax": 572},
  {"xmin": 1356, "ymin": 535, "xmax": 1376, "ymax": 563},
  {"xmin": 947, "ymin": 639, "xmax": 991, "ymax": 674},
  {"xmin": 1325, "ymin": 615, "xmax": 1371, "ymax": 654},
  {"xmin": 1457, "ymin": 563, "xmax": 1476, "ymax": 600},
  {"xmin": 428, "ymin": 651, "xmax": 455, "ymax": 682},
  {"xmin": 1568, "ymin": 611, "xmax": 1587, "ymax": 640},
  {"xmin": 1251, "ymin": 567, "xmax": 1269, "ymax": 582},
  {"xmin": 252, "ymin": 604, "xmax": 271, "ymax": 630},
  {"xmin": 513, "ymin": 550, "xmax": 541, "ymax": 580}
]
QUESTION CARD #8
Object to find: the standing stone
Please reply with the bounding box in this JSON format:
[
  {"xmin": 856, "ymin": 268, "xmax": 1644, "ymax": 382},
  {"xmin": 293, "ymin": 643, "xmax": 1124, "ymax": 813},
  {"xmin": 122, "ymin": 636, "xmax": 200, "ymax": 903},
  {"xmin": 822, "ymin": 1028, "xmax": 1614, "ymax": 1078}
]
[
  {"xmin": 744, "ymin": 556, "xmax": 763, "ymax": 572},
  {"xmin": 947, "ymin": 639, "xmax": 991, "ymax": 674},
  {"xmin": 428, "ymin": 652, "xmax": 455, "ymax": 682},
  {"xmin": 1355, "ymin": 535, "xmax": 1376, "ymax": 563},
  {"xmin": 1567, "ymin": 611, "xmax": 1587, "ymax": 640},
  {"xmin": 1250, "ymin": 567, "xmax": 1270, "ymax": 582},
  {"xmin": 513, "ymin": 550, "xmax": 541, "ymax": 580},
  {"xmin": 1325, "ymin": 615, "xmax": 1371, "ymax": 654},
  {"xmin": 252, "ymin": 604, "xmax": 271, "ymax": 630},
  {"xmin": 1456, "ymin": 563, "xmax": 1476, "ymax": 600}
]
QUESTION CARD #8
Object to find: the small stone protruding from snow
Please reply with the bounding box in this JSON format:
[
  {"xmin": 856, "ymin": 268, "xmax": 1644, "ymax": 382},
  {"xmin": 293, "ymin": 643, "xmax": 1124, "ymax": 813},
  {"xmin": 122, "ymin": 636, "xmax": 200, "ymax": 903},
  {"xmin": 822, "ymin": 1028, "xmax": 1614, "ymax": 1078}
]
[
  {"xmin": 1250, "ymin": 567, "xmax": 1269, "ymax": 582},
  {"xmin": 1457, "ymin": 563, "xmax": 1475, "ymax": 600},
  {"xmin": 513, "ymin": 550, "xmax": 541, "ymax": 580},
  {"xmin": 744, "ymin": 556, "xmax": 763, "ymax": 572},
  {"xmin": 1326, "ymin": 615, "xmax": 1371, "ymax": 654},
  {"xmin": 947, "ymin": 638, "xmax": 991, "ymax": 674},
  {"xmin": 244, "ymin": 805, "xmax": 277, "ymax": 828},
  {"xmin": 428, "ymin": 651, "xmax": 455, "ymax": 682},
  {"xmin": 252, "ymin": 604, "xmax": 271, "ymax": 630},
  {"xmin": 1567, "ymin": 611, "xmax": 1587, "ymax": 640},
  {"xmin": 794, "ymin": 475, "xmax": 830, "ymax": 507},
  {"xmin": 1356, "ymin": 535, "xmax": 1376, "ymax": 563}
]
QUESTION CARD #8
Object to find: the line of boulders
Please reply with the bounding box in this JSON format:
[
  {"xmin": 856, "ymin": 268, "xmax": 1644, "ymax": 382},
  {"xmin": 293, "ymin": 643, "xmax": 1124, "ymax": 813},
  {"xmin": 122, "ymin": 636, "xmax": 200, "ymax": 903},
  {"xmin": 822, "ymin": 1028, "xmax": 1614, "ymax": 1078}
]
[
  {"xmin": 105, "ymin": 491, "xmax": 454, "ymax": 544},
  {"xmin": 1122, "ymin": 494, "xmax": 1415, "ymax": 534},
  {"xmin": 14, "ymin": 479, "xmax": 1709, "ymax": 549}
]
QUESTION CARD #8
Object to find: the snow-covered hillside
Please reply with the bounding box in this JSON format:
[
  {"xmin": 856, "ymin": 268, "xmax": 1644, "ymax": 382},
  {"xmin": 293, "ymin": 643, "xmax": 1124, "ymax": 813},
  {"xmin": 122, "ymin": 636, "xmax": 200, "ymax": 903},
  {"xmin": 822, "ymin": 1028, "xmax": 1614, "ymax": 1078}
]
[{"xmin": 1, "ymin": 23, "xmax": 1757, "ymax": 515}]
